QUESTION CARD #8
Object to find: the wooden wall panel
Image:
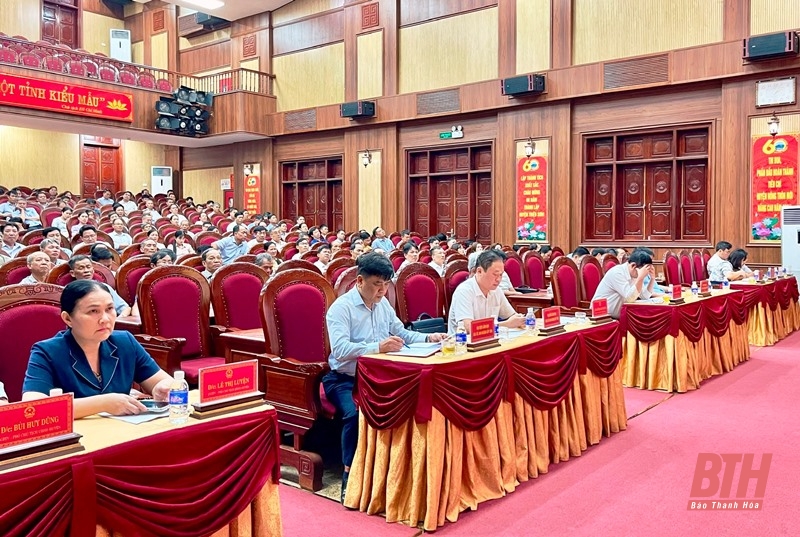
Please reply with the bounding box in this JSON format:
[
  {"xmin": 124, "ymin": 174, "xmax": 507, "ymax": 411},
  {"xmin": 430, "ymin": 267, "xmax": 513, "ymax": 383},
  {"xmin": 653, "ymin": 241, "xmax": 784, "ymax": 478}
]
[
  {"xmin": 210, "ymin": 93, "xmax": 276, "ymax": 134},
  {"xmin": 497, "ymin": 0, "xmax": 516, "ymax": 77},
  {"xmin": 272, "ymin": 0, "xmax": 344, "ymax": 26},
  {"xmin": 122, "ymin": 140, "xmax": 166, "ymax": 194},
  {"xmin": 182, "ymin": 146, "xmax": 235, "ymax": 170},
  {"xmin": 572, "ymin": 0, "xmax": 723, "ymax": 65},
  {"xmin": 272, "ymin": 11, "xmax": 344, "ymax": 56},
  {"xmin": 131, "ymin": 41, "xmax": 144, "ymax": 65},
  {"xmin": 83, "ymin": 0, "xmax": 124, "ymax": 19},
  {"xmin": 357, "ymin": 150, "xmax": 382, "ymax": 230},
  {"xmin": 380, "ymin": 0, "xmax": 399, "ymax": 96},
  {"xmin": 179, "ymin": 41, "xmax": 232, "ymax": 74},
  {"xmin": 183, "ymin": 167, "xmax": 232, "ymax": 206},
  {"xmin": 357, "ymin": 30, "xmax": 384, "ymax": 99},
  {"xmin": 0, "ymin": 127, "xmax": 80, "ymax": 193},
  {"xmin": 751, "ymin": 0, "xmax": 800, "ymax": 35},
  {"xmin": 516, "ymin": 0, "xmax": 550, "ymax": 74},
  {"xmin": 126, "ymin": 12, "xmax": 144, "ymax": 43},
  {"xmin": 398, "ymin": 8, "xmax": 498, "ymax": 94},
  {"xmin": 179, "ymin": 29, "xmax": 231, "ymax": 51},
  {"xmin": 399, "ymin": 0, "xmax": 497, "ymax": 27},
  {"xmin": 344, "ymin": 125, "xmax": 398, "ymax": 231},
  {"xmin": 550, "ymin": 0, "xmax": 571, "ymax": 69},
  {"xmin": 151, "ymin": 31, "xmax": 170, "ymax": 70},
  {"xmin": 0, "ymin": 0, "xmax": 41, "ymax": 40},
  {"xmin": 83, "ymin": 12, "xmax": 124, "ymax": 57},
  {"xmin": 273, "ymin": 43, "xmax": 345, "ymax": 112}
]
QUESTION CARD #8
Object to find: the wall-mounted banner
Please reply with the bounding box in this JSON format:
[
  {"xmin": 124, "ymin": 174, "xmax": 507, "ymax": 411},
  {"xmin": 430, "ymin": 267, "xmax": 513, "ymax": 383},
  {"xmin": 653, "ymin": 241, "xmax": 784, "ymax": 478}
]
[
  {"xmin": 244, "ymin": 175, "xmax": 261, "ymax": 214},
  {"xmin": 516, "ymin": 154, "xmax": 548, "ymax": 242},
  {"xmin": 750, "ymin": 134, "xmax": 799, "ymax": 242},
  {"xmin": 0, "ymin": 73, "xmax": 133, "ymax": 122}
]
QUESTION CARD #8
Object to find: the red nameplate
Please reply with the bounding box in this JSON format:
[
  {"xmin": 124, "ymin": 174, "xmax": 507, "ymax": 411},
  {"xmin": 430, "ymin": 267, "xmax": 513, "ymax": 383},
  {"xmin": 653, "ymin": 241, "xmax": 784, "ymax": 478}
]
[
  {"xmin": 672, "ymin": 284, "xmax": 683, "ymax": 300},
  {"xmin": 0, "ymin": 394, "xmax": 74, "ymax": 450},
  {"xmin": 470, "ymin": 317, "xmax": 496, "ymax": 343},
  {"xmin": 591, "ymin": 298, "xmax": 608, "ymax": 318},
  {"xmin": 700, "ymin": 280, "xmax": 710, "ymax": 293},
  {"xmin": 542, "ymin": 306, "xmax": 561, "ymax": 329},
  {"xmin": 199, "ymin": 360, "xmax": 259, "ymax": 403}
]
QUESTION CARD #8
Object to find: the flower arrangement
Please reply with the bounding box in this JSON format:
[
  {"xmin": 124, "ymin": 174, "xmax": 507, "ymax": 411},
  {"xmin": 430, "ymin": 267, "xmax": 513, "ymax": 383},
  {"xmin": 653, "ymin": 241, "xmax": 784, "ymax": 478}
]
[
  {"xmin": 751, "ymin": 217, "xmax": 781, "ymax": 241},
  {"xmin": 517, "ymin": 222, "xmax": 547, "ymax": 241}
]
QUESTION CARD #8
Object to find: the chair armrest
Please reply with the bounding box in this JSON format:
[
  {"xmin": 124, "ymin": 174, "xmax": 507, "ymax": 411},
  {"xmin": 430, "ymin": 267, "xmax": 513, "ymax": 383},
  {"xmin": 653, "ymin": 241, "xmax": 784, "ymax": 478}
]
[
  {"xmin": 209, "ymin": 324, "xmax": 230, "ymax": 356},
  {"xmin": 135, "ymin": 334, "xmax": 186, "ymax": 374},
  {"xmin": 260, "ymin": 356, "xmax": 330, "ymax": 431},
  {"xmin": 559, "ymin": 306, "xmax": 592, "ymax": 316}
]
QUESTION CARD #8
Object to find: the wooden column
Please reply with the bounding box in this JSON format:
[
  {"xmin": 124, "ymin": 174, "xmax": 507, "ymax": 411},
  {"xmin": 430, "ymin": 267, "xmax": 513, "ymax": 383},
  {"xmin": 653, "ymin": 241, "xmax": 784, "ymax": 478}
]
[
  {"xmin": 379, "ymin": 0, "xmax": 399, "ymax": 96},
  {"xmin": 550, "ymin": 0, "xmax": 572, "ymax": 69},
  {"xmin": 723, "ymin": 0, "xmax": 750, "ymax": 41},
  {"xmin": 498, "ymin": 0, "xmax": 517, "ymax": 77}
]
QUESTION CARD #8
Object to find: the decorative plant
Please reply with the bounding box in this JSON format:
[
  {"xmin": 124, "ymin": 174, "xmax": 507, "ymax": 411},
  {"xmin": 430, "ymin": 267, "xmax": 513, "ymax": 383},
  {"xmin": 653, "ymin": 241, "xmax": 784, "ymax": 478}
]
[
  {"xmin": 751, "ymin": 217, "xmax": 782, "ymax": 240},
  {"xmin": 517, "ymin": 222, "xmax": 547, "ymax": 241}
]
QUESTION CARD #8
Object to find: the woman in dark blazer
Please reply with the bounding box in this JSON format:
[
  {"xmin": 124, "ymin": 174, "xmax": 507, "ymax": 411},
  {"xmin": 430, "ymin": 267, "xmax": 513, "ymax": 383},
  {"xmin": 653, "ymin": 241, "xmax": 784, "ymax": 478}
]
[{"xmin": 22, "ymin": 280, "xmax": 174, "ymax": 419}]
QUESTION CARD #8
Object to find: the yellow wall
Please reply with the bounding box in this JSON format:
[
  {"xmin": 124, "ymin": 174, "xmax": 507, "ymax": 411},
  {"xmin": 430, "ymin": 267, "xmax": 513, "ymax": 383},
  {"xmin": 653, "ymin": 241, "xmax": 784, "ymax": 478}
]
[
  {"xmin": 751, "ymin": 0, "xmax": 800, "ymax": 35},
  {"xmin": 358, "ymin": 151, "xmax": 382, "ymax": 230},
  {"xmin": 273, "ymin": 43, "xmax": 345, "ymax": 112},
  {"xmin": 0, "ymin": 0, "xmax": 40, "ymax": 41},
  {"xmin": 83, "ymin": 12, "xmax": 124, "ymax": 57},
  {"xmin": 516, "ymin": 0, "xmax": 551, "ymax": 74},
  {"xmin": 0, "ymin": 126, "xmax": 80, "ymax": 193},
  {"xmin": 398, "ymin": 8, "xmax": 498, "ymax": 94},
  {"xmin": 122, "ymin": 141, "xmax": 167, "ymax": 194},
  {"xmin": 132, "ymin": 41, "xmax": 144, "ymax": 65},
  {"xmin": 151, "ymin": 32, "xmax": 170, "ymax": 71},
  {"xmin": 240, "ymin": 58, "xmax": 261, "ymax": 92},
  {"xmin": 573, "ymin": 0, "xmax": 723, "ymax": 65},
  {"xmin": 272, "ymin": 0, "xmax": 344, "ymax": 26},
  {"xmin": 357, "ymin": 31, "xmax": 383, "ymax": 99},
  {"xmin": 183, "ymin": 167, "xmax": 233, "ymax": 205},
  {"xmin": 751, "ymin": 114, "xmax": 800, "ymax": 137}
]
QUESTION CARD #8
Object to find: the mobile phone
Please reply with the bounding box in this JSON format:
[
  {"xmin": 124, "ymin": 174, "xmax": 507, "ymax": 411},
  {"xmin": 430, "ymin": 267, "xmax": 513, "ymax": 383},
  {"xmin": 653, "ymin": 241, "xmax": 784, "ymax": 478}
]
[{"xmin": 141, "ymin": 400, "xmax": 169, "ymax": 411}]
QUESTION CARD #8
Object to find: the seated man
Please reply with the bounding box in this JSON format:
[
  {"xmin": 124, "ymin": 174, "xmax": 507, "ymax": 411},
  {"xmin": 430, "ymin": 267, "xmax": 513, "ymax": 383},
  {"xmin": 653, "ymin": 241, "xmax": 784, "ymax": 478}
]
[
  {"xmin": 706, "ymin": 241, "xmax": 747, "ymax": 282},
  {"xmin": 254, "ymin": 252, "xmax": 275, "ymax": 279},
  {"xmin": 212, "ymin": 225, "xmax": 248, "ymax": 264},
  {"xmin": 90, "ymin": 243, "xmax": 115, "ymax": 272},
  {"xmin": 247, "ymin": 225, "xmax": 268, "ymax": 248},
  {"xmin": 370, "ymin": 227, "xmax": 395, "ymax": 252},
  {"xmin": 428, "ymin": 246, "xmax": 446, "ymax": 277},
  {"xmin": 79, "ymin": 225, "xmax": 102, "ymax": 246},
  {"xmin": 324, "ymin": 253, "xmax": 445, "ymax": 503},
  {"xmin": 448, "ymin": 250, "xmax": 526, "ymax": 334},
  {"xmin": 1, "ymin": 223, "xmax": 24, "ymax": 258},
  {"xmin": 139, "ymin": 238, "xmax": 160, "ymax": 257},
  {"xmin": 68, "ymin": 255, "xmax": 132, "ymax": 317},
  {"xmin": 200, "ymin": 248, "xmax": 223, "ymax": 280},
  {"xmin": 12, "ymin": 198, "xmax": 42, "ymax": 229},
  {"xmin": 20, "ymin": 251, "xmax": 53, "ymax": 284},
  {"xmin": 119, "ymin": 191, "xmax": 138, "ymax": 214},
  {"xmin": 42, "ymin": 226, "xmax": 73, "ymax": 257},
  {"xmin": 591, "ymin": 249, "xmax": 654, "ymax": 319},
  {"xmin": 110, "ymin": 218, "xmax": 133, "ymax": 251},
  {"xmin": 39, "ymin": 238, "xmax": 68, "ymax": 266},
  {"xmin": 96, "ymin": 189, "xmax": 116, "ymax": 207},
  {"xmin": 0, "ymin": 189, "xmax": 20, "ymax": 219},
  {"xmin": 314, "ymin": 244, "xmax": 331, "ymax": 273},
  {"xmin": 291, "ymin": 237, "xmax": 311, "ymax": 260}
]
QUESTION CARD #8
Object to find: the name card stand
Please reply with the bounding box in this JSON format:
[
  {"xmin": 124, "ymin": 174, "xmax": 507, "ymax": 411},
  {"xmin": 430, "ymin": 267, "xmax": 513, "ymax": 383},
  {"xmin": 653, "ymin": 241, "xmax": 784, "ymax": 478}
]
[
  {"xmin": 669, "ymin": 284, "xmax": 685, "ymax": 305},
  {"xmin": 589, "ymin": 298, "xmax": 613, "ymax": 325},
  {"xmin": 0, "ymin": 394, "xmax": 83, "ymax": 470},
  {"xmin": 698, "ymin": 280, "xmax": 712, "ymax": 298},
  {"xmin": 192, "ymin": 360, "xmax": 265, "ymax": 419},
  {"xmin": 538, "ymin": 306, "xmax": 567, "ymax": 337},
  {"xmin": 466, "ymin": 317, "xmax": 501, "ymax": 352}
]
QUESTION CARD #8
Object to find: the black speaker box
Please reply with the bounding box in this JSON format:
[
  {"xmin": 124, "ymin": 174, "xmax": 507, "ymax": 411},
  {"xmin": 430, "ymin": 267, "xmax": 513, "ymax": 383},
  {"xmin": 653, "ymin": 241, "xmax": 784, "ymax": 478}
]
[
  {"xmin": 743, "ymin": 31, "xmax": 799, "ymax": 61},
  {"xmin": 340, "ymin": 101, "xmax": 375, "ymax": 118},
  {"xmin": 501, "ymin": 74, "xmax": 546, "ymax": 97}
]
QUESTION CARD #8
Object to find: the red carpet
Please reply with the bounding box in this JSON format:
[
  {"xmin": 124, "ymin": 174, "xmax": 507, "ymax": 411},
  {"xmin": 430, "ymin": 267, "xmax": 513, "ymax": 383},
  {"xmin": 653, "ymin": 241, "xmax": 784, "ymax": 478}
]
[
  {"xmin": 623, "ymin": 387, "xmax": 673, "ymax": 418},
  {"xmin": 279, "ymin": 331, "xmax": 800, "ymax": 536}
]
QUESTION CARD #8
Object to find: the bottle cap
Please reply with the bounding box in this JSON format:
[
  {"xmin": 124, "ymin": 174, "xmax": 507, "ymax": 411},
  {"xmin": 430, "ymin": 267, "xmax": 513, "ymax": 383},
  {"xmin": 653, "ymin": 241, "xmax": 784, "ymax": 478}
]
[{"xmin": 174, "ymin": 370, "xmax": 185, "ymax": 380}]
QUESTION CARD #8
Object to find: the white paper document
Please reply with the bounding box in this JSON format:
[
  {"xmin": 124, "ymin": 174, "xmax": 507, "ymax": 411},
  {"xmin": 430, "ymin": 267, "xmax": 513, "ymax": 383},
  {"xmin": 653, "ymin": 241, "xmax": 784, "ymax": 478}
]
[
  {"xmin": 98, "ymin": 412, "xmax": 170, "ymax": 424},
  {"xmin": 386, "ymin": 342, "xmax": 441, "ymax": 357}
]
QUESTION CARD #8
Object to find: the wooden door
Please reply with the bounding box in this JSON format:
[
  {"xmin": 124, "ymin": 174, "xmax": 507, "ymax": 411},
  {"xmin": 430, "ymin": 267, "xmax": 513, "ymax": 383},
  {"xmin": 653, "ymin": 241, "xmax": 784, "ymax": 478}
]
[
  {"xmin": 329, "ymin": 181, "xmax": 344, "ymax": 231},
  {"xmin": 81, "ymin": 142, "xmax": 122, "ymax": 198},
  {"xmin": 474, "ymin": 173, "xmax": 492, "ymax": 242},
  {"xmin": 410, "ymin": 178, "xmax": 430, "ymax": 238},
  {"xmin": 281, "ymin": 184, "xmax": 297, "ymax": 222},
  {"xmin": 42, "ymin": 2, "xmax": 78, "ymax": 49},
  {"xmin": 298, "ymin": 182, "xmax": 327, "ymax": 226},
  {"xmin": 646, "ymin": 163, "xmax": 674, "ymax": 239}
]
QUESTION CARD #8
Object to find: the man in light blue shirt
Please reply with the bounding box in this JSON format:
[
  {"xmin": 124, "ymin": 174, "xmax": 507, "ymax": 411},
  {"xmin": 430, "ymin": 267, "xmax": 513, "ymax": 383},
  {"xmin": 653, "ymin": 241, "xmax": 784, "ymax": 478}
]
[
  {"xmin": 11, "ymin": 199, "xmax": 42, "ymax": 229},
  {"xmin": 1, "ymin": 223, "xmax": 24, "ymax": 258},
  {"xmin": 211, "ymin": 225, "xmax": 248, "ymax": 264},
  {"xmin": 0, "ymin": 189, "xmax": 20, "ymax": 219},
  {"xmin": 324, "ymin": 252, "xmax": 444, "ymax": 503},
  {"xmin": 370, "ymin": 226, "xmax": 395, "ymax": 252}
]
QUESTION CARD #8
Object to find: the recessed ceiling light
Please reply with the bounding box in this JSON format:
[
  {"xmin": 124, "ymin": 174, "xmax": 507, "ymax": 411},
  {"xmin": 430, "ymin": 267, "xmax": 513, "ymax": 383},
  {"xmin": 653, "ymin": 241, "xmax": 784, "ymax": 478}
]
[{"xmin": 183, "ymin": 0, "xmax": 225, "ymax": 10}]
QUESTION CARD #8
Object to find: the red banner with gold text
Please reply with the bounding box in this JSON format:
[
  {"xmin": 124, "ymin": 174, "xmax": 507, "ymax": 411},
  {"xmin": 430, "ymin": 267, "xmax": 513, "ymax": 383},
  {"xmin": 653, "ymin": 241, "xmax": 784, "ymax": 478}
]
[
  {"xmin": 516, "ymin": 157, "xmax": 548, "ymax": 242},
  {"xmin": 244, "ymin": 175, "xmax": 261, "ymax": 214},
  {"xmin": 0, "ymin": 73, "xmax": 133, "ymax": 122},
  {"xmin": 751, "ymin": 134, "xmax": 799, "ymax": 242}
]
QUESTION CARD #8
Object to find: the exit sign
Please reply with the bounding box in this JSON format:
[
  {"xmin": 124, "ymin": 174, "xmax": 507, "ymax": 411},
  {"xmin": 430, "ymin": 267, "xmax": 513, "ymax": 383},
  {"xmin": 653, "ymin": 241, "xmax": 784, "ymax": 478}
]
[
  {"xmin": 439, "ymin": 131, "xmax": 452, "ymax": 139},
  {"xmin": 439, "ymin": 127, "xmax": 464, "ymax": 140}
]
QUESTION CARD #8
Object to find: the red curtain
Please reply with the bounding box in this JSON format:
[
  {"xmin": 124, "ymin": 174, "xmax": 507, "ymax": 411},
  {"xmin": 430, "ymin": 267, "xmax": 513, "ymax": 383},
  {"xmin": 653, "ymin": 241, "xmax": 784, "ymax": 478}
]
[
  {"xmin": 731, "ymin": 277, "xmax": 799, "ymax": 311},
  {"xmin": 0, "ymin": 410, "xmax": 280, "ymax": 537},
  {"xmin": 354, "ymin": 322, "xmax": 622, "ymax": 431}
]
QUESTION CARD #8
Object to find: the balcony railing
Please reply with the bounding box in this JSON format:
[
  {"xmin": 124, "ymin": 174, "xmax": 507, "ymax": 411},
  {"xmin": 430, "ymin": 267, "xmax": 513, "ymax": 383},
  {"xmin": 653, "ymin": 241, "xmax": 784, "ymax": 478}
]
[{"xmin": 0, "ymin": 34, "xmax": 274, "ymax": 97}]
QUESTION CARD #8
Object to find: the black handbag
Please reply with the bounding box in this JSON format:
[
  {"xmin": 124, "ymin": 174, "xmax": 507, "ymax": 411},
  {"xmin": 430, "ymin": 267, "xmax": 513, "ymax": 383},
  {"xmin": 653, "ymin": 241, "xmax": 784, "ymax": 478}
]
[{"xmin": 408, "ymin": 312, "xmax": 446, "ymax": 334}]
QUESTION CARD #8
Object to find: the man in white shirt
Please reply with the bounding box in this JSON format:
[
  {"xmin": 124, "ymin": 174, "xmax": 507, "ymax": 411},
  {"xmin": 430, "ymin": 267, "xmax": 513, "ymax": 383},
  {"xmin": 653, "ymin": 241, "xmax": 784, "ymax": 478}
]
[
  {"xmin": 12, "ymin": 199, "xmax": 43, "ymax": 229},
  {"xmin": 591, "ymin": 249, "xmax": 654, "ymax": 319},
  {"xmin": 448, "ymin": 250, "xmax": 526, "ymax": 334},
  {"xmin": 142, "ymin": 198, "xmax": 161, "ymax": 221},
  {"xmin": 226, "ymin": 211, "xmax": 245, "ymax": 233},
  {"xmin": 96, "ymin": 189, "xmax": 115, "ymax": 207},
  {"xmin": 110, "ymin": 218, "xmax": 133, "ymax": 251},
  {"xmin": 428, "ymin": 246, "xmax": 446, "ymax": 277},
  {"xmin": 119, "ymin": 191, "xmax": 138, "ymax": 213},
  {"xmin": 269, "ymin": 228, "xmax": 286, "ymax": 251},
  {"xmin": 706, "ymin": 241, "xmax": 734, "ymax": 282},
  {"xmin": 247, "ymin": 226, "xmax": 268, "ymax": 249},
  {"xmin": 1, "ymin": 223, "xmax": 24, "ymax": 258},
  {"xmin": 314, "ymin": 244, "xmax": 332, "ymax": 273},
  {"xmin": 292, "ymin": 237, "xmax": 311, "ymax": 260},
  {"xmin": 20, "ymin": 251, "xmax": 53, "ymax": 284}
]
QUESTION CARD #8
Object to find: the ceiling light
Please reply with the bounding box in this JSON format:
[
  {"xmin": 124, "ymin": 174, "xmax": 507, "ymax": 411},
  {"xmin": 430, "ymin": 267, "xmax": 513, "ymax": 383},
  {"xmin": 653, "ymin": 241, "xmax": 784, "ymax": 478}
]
[{"xmin": 183, "ymin": 0, "xmax": 224, "ymax": 10}]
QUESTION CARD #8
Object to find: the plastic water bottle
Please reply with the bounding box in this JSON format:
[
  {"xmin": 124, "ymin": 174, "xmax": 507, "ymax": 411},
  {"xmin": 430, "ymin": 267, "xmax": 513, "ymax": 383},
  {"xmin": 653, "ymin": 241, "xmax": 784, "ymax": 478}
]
[
  {"xmin": 494, "ymin": 318, "xmax": 500, "ymax": 339},
  {"xmin": 722, "ymin": 277, "xmax": 730, "ymax": 290},
  {"xmin": 455, "ymin": 321, "xmax": 468, "ymax": 355},
  {"xmin": 525, "ymin": 307, "xmax": 536, "ymax": 334},
  {"xmin": 169, "ymin": 370, "xmax": 190, "ymax": 425},
  {"xmin": 690, "ymin": 281, "xmax": 699, "ymax": 296}
]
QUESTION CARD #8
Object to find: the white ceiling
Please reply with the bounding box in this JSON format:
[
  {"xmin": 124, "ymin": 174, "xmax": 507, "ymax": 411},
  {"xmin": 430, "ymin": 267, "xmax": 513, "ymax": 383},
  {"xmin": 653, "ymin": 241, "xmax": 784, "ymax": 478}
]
[{"xmin": 147, "ymin": 0, "xmax": 293, "ymax": 22}]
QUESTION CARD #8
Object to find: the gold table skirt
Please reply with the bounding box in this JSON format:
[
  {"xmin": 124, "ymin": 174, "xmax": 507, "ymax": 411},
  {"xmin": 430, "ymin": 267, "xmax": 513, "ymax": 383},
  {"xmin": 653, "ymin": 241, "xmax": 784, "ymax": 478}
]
[
  {"xmin": 345, "ymin": 369, "xmax": 627, "ymax": 531},
  {"xmin": 746, "ymin": 301, "xmax": 800, "ymax": 347},
  {"xmin": 622, "ymin": 319, "xmax": 750, "ymax": 393}
]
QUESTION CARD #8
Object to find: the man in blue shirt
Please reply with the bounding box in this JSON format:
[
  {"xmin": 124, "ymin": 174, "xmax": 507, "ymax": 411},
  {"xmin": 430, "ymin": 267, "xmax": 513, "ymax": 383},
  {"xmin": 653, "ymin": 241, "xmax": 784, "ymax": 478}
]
[
  {"xmin": 0, "ymin": 189, "xmax": 20, "ymax": 219},
  {"xmin": 324, "ymin": 252, "xmax": 445, "ymax": 503},
  {"xmin": 11, "ymin": 198, "xmax": 42, "ymax": 229},
  {"xmin": 370, "ymin": 226, "xmax": 395, "ymax": 252},
  {"xmin": 212, "ymin": 225, "xmax": 248, "ymax": 264}
]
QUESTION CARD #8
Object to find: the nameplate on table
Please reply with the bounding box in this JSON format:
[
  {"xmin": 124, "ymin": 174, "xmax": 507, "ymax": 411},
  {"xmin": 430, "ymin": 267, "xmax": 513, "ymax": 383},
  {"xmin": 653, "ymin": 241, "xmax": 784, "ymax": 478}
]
[
  {"xmin": 670, "ymin": 284, "xmax": 685, "ymax": 304},
  {"xmin": 0, "ymin": 394, "xmax": 83, "ymax": 467},
  {"xmin": 194, "ymin": 360, "xmax": 264, "ymax": 418},
  {"xmin": 590, "ymin": 298, "xmax": 612, "ymax": 324},
  {"xmin": 699, "ymin": 280, "xmax": 711, "ymax": 297},
  {"xmin": 539, "ymin": 306, "xmax": 566, "ymax": 336},
  {"xmin": 467, "ymin": 317, "xmax": 500, "ymax": 351}
]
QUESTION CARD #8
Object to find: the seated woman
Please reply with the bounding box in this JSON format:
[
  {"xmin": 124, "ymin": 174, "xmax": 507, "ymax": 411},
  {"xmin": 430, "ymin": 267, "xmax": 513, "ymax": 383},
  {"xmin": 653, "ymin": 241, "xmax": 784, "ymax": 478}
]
[
  {"xmin": 728, "ymin": 248, "xmax": 754, "ymax": 280},
  {"xmin": 393, "ymin": 241, "xmax": 420, "ymax": 281},
  {"xmin": 22, "ymin": 280, "xmax": 173, "ymax": 419},
  {"xmin": 171, "ymin": 230, "xmax": 196, "ymax": 257}
]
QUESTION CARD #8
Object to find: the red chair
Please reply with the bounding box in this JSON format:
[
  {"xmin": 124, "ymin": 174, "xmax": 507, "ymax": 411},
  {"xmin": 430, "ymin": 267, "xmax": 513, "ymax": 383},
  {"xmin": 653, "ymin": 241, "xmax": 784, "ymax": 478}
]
[
  {"xmin": 98, "ymin": 63, "xmax": 119, "ymax": 82},
  {"xmin": 395, "ymin": 262, "xmax": 446, "ymax": 326},
  {"xmin": 325, "ymin": 257, "xmax": 354, "ymax": 285},
  {"xmin": 194, "ymin": 231, "xmax": 222, "ymax": 247},
  {"xmin": 178, "ymin": 255, "xmax": 203, "ymax": 271},
  {"xmin": 503, "ymin": 250, "xmax": 525, "ymax": 287},
  {"xmin": 0, "ymin": 48, "xmax": 19, "ymax": 64},
  {"xmin": 601, "ymin": 253, "xmax": 619, "ymax": 273},
  {"xmin": 550, "ymin": 256, "xmax": 590, "ymax": 312},
  {"xmin": 118, "ymin": 68, "xmax": 138, "ymax": 85},
  {"xmin": 43, "ymin": 55, "xmax": 64, "ymax": 72},
  {"xmin": 691, "ymin": 249, "xmax": 707, "ymax": 280},
  {"xmin": 550, "ymin": 246, "xmax": 565, "ymax": 262},
  {"xmin": 81, "ymin": 58, "xmax": 99, "ymax": 77},
  {"xmin": 18, "ymin": 52, "xmax": 41, "ymax": 67},
  {"xmin": 46, "ymin": 262, "xmax": 116, "ymax": 288},
  {"xmin": 65, "ymin": 59, "xmax": 87, "ymax": 76},
  {"xmin": 702, "ymin": 249, "xmax": 712, "ymax": 266},
  {"xmin": 678, "ymin": 250, "xmax": 695, "ymax": 285},
  {"xmin": 135, "ymin": 266, "xmax": 225, "ymax": 383},
  {"xmin": 333, "ymin": 265, "xmax": 358, "ymax": 296},
  {"xmin": 578, "ymin": 255, "xmax": 604, "ymax": 302},
  {"xmin": 0, "ymin": 284, "xmax": 66, "ymax": 401},
  {"xmin": 0, "ymin": 258, "xmax": 32, "ymax": 286},
  {"xmin": 138, "ymin": 72, "xmax": 156, "ymax": 89},
  {"xmin": 522, "ymin": 250, "xmax": 546, "ymax": 289},
  {"xmin": 209, "ymin": 262, "xmax": 269, "ymax": 330},
  {"xmin": 443, "ymin": 259, "xmax": 469, "ymax": 311},
  {"xmin": 115, "ymin": 257, "xmax": 152, "ymax": 306},
  {"xmin": 663, "ymin": 251, "xmax": 683, "ymax": 287},
  {"xmin": 389, "ymin": 250, "xmax": 404, "ymax": 272},
  {"xmin": 155, "ymin": 78, "xmax": 172, "ymax": 92},
  {"xmin": 274, "ymin": 259, "xmax": 322, "ymax": 276}
]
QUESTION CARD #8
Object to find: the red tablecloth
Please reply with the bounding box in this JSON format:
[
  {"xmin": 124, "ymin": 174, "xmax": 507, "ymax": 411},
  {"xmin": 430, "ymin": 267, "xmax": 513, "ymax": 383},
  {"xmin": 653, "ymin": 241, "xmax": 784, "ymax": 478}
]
[
  {"xmin": 0, "ymin": 410, "xmax": 281, "ymax": 537},
  {"xmin": 731, "ymin": 276, "xmax": 799, "ymax": 311},
  {"xmin": 354, "ymin": 321, "xmax": 621, "ymax": 431}
]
